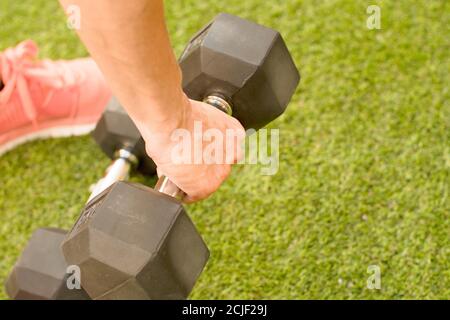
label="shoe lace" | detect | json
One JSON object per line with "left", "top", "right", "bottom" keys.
{"left": 0, "top": 40, "right": 83, "bottom": 125}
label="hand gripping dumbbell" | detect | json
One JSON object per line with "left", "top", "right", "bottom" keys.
{"left": 4, "top": 100, "right": 157, "bottom": 300}
{"left": 61, "top": 13, "right": 300, "bottom": 300}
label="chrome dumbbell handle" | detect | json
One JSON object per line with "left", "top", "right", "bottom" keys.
{"left": 87, "top": 149, "right": 138, "bottom": 202}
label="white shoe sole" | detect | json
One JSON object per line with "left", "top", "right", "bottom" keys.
{"left": 0, "top": 124, "right": 95, "bottom": 157}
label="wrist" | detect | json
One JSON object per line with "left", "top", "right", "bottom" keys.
{"left": 134, "top": 90, "right": 192, "bottom": 152}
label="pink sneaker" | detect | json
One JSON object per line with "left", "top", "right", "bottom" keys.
{"left": 0, "top": 40, "right": 112, "bottom": 156}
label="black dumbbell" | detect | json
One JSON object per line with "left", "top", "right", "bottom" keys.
{"left": 5, "top": 228, "right": 90, "bottom": 300}
{"left": 61, "top": 13, "right": 300, "bottom": 300}
{"left": 4, "top": 100, "right": 157, "bottom": 300}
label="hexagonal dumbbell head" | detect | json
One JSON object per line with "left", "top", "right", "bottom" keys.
{"left": 5, "top": 228, "right": 90, "bottom": 300}
{"left": 180, "top": 13, "right": 300, "bottom": 130}
{"left": 61, "top": 182, "right": 209, "bottom": 300}
{"left": 92, "top": 96, "right": 156, "bottom": 175}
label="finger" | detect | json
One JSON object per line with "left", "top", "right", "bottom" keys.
{"left": 156, "top": 166, "right": 166, "bottom": 178}
{"left": 183, "top": 190, "right": 211, "bottom": 204}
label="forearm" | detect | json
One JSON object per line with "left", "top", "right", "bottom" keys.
{"left": 59, "top": 0, "right": 186, "bottom": 131}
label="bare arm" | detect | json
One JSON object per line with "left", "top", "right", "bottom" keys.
{"left": 59, "top": 0, "right": 185, "bottom": 130}
{"left": 59, "top": 0, "right": 244, "bottom": 202}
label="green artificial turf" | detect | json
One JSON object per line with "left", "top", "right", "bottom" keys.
{"left": 0, "top": 0, "right": 448, "bottom": 299}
